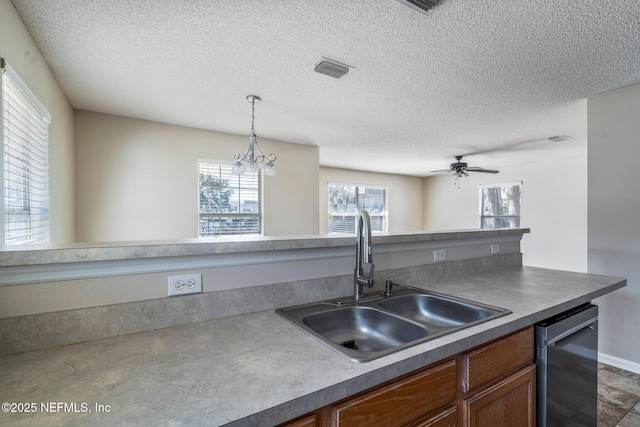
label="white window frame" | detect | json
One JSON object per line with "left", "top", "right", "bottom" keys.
{"left": 197, "top": 159, "right": 263, "bottom": 237}
{"left": 1, "top": 59, "right": 51, "bottom": 245}
{"left": 479, "top": 181, "right": 522, "bottom": 229}
{"left": 327, "top": 182, "right": 388, "bottom": 234}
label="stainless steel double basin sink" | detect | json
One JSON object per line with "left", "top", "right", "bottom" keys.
{"left": 275, "top": 286, "right": 511, "bottom": 362}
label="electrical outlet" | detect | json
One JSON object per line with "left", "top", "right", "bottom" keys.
{"left": 168, "top": 273, "right": 202, "bottom": 296}
{"left": 434, "top": 249, "right": 447, "bottom": 263}
{"left": 490, "top": 244, "right": 500, "bottom": 255}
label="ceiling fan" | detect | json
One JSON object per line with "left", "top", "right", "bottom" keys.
{"left": 432, "top": 155, "right": 500, "bottom": 176}
{"left": 431, "top": 155, "right": 499, "bottom": 187}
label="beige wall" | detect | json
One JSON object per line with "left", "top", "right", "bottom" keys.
{"left": 1, "top": 0, "right": 76, "bottom": 243}
{"left": 75, "top": 111, "right": 319, "bottom": 241}
{"left": 423, "top": 156, "right": 588, "bottom": 272}
{"left": 589, "top": 83, "right": 640, "bottom": 369}
{"left": 319, "top": 167, "right": 425, "bottom": 234}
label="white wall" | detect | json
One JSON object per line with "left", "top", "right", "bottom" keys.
{"left": 75, "top": 111, "right": 319, "bottom": 241}
{"left": 423, "top": 156, "right": 588, "bottom": 272}
{"left": 319, "top": 167, "right": 424, "bottom": 234}
{"left": 589, "top": 83, "right": 640, "bottom": 368}
{"left": 1, "top": 0, "right": 76, "bottom": 243}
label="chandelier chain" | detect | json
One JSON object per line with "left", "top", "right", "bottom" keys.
{"left": 251, "top": 98, "right": 256, "bottom": 134}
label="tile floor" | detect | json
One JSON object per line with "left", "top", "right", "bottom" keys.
{"left": 598, "top": 363, "right": 640, "bottom": 426}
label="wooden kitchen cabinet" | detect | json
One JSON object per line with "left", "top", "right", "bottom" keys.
{"left": 462, "top": 364, "right": 535, "bottom": 427}
{"left": 278, "top": 327, "right": 534, "bottom": 427}
{"left": 331, "top": 359, "right": 457, "bottom": 427}
{"left": 461, "top": 327, "right": 534, "bottom": 393}
{"left": 412, "top": 406, "right": 457, "bottom": 427}
{"left": 461, "top": 326, "right": 535, "bottom": 427}
{"left": 280, "top": 413, "right": 318, "bottom": 427}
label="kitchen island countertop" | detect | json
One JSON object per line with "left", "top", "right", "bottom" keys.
{"left": 0, "top": 266, "right": 625, "bottom": 426}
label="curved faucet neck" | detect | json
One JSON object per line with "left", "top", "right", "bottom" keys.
{"left": 354, "top": 210, "right": 375, "bottom": 301}
{"left": 356, "top": 210, "right": 372, "bottom": 270}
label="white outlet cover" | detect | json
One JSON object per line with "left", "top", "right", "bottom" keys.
{"left": 168, "top": 273, "right": 202, "bottom": 296}
{"left": 434, "top": 249, "right": 447, "bottom": 263}
{"left": 490, "top": 244, "right": 501, "bottom": 255}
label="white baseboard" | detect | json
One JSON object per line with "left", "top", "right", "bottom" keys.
{"left": 599, "top": 352, "right": 640, "bottom": 375}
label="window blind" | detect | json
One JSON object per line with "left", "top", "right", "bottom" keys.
{"left": 198, "top": 161, "right": 262, "bottom": 237}
{"left": 1, "top": 60, "right": 51, "bottom": 245}
{"left": 328, "top": 183, "right": 387, "bottom": 234}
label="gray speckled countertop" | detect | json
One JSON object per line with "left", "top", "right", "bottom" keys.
{"left": 0, "top": 266, "right": 625, "bottom": 426}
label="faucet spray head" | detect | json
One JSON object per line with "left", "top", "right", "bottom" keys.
{"left": 359, "top": 210, "right": 373, "bottom": 263}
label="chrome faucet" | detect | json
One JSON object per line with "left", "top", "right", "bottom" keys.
{"left": 353, "top": 210, "right": 375, "bottom": 301}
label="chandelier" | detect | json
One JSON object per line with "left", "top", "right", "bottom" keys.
{"left": 232, "top": 95, "right": 276, "bottom": 176}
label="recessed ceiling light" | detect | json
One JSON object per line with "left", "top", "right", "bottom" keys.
{"left": 548, "top": 135, "right": 572, "bottom": 142}
{"left": 313, "top": 57, "right": 352, "bottom": 79}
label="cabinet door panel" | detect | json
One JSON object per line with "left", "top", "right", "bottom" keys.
{"left": 462, "top": 364, "right": 535, "bottom": 427}
{"left": 332, "top": 359, "right": 457, "bottom": 427}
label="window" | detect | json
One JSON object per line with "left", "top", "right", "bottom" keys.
{"left": 328, "top": 183, "right": 387, "bottom": 234}
{"left": 1, "top": 59, "right": 51, "bottom": 245}
{"left": 480, "top": 182, "right": 521, "bottom": 229}
{"left": 198, "top": 160, "right": 262, "bottom": 237}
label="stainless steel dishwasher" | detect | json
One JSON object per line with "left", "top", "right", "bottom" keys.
{"left": 535, "top": 303, "right": 598, "bottom": 427}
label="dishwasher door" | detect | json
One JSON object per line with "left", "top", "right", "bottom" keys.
{"left": 535, "top": 303, "right": 598, "bottom": 427}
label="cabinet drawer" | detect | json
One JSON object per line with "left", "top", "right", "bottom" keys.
{"left": 280, "top": 413, "right": 318, "bottom": 427}
{"left": 462, "top": 327, "right": 533, "bottom": 393}
{"left": 331, "top": 359, "right": 457, "bottom": 427}
{"left": 412, "top": 406, "right": 457, "bottom": 427}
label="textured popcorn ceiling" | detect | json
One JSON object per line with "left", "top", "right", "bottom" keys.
{"left": 10, "top": 0, "right": 640, "bottom": 176}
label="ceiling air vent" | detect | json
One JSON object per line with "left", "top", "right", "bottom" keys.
{"left": 393, "top": 0, "right": 443, "bottom": 15}
{"left": 313, "top": 58, "right": 351, "bottom": 79}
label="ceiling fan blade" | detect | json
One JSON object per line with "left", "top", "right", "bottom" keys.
{"left": 430, "top": 169, "right": 453, "bottom": 173}
{"left": 468, "top": 168, "right": 499, "bottom": 174}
